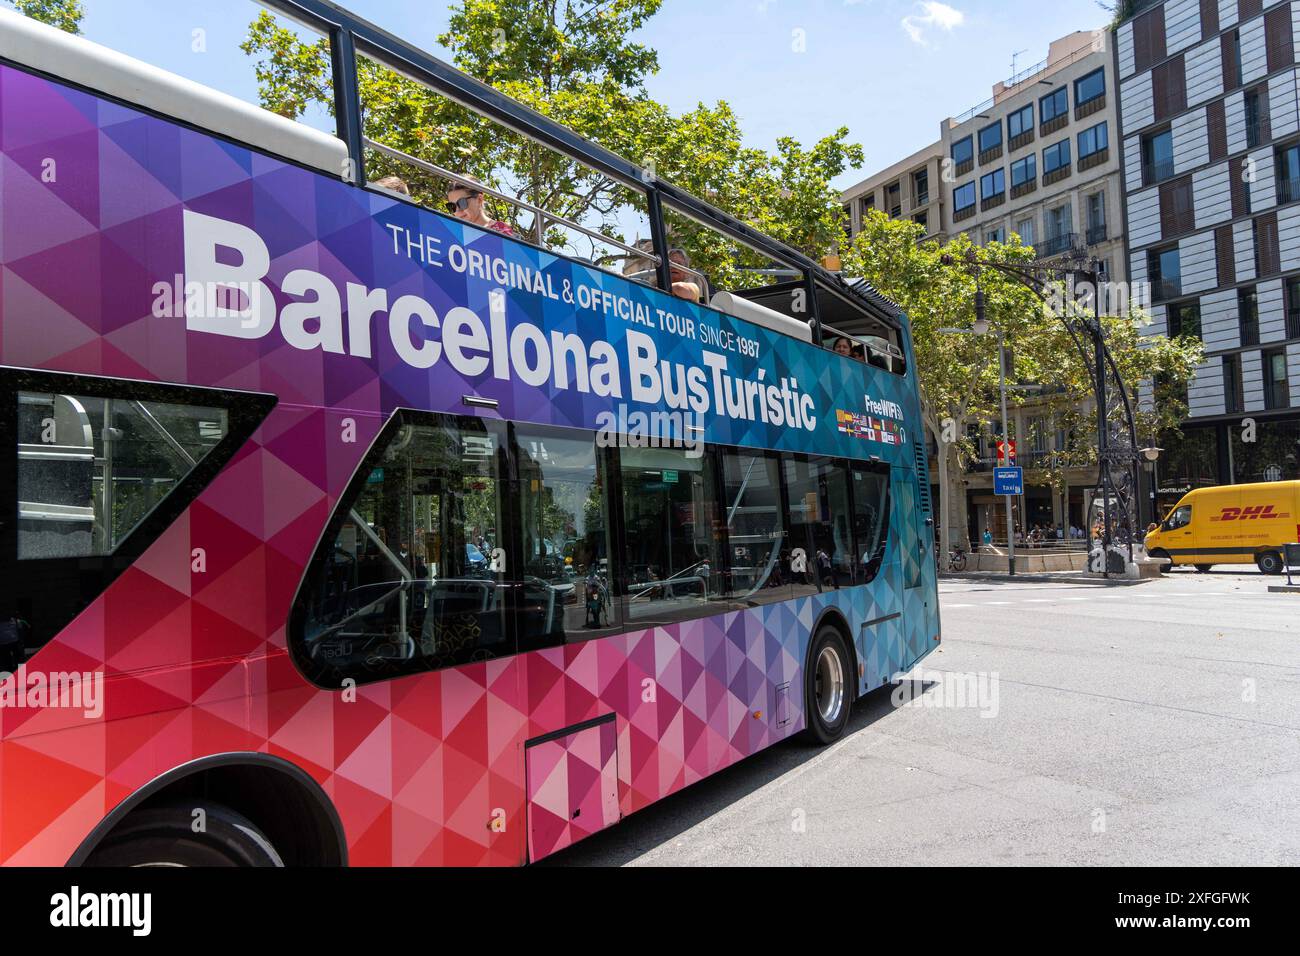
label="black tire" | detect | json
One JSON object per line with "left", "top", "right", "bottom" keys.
{"left": 1256, "top": 551, "right": 1283, "bottom": 575}
{"left": 803, "top": 626, "right": 853, "bottom": 745}
{"left": 950, "top": 551, "right": 967, "bottom": 572}
{"left": 1194, "top": 564, "right": 1213, "bottom": 573}
{"left": 83, "top": 802, "right": 283, "bottom": 867}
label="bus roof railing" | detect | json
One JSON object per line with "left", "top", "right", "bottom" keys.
{"left": 364, "top": 137, "right": 661, "bottom": 266}
{"left": 256, "top": 0, "right": 902, "bottom": 338}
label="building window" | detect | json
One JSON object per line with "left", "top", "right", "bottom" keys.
{"left": 1040, "top": 86, "right": 1068, "bottom": 124}
{"left": 1245, "top": 88, "right": 1266, "bottom": 149}
{"left": 1008, "top": 103, "right": 1034, "bottom": 140}
{"left": 1077, "top": 121, "right": 1108, "bottom": 160}
{"left": 1074, "top": 68, "right": 1105, "bottom": 106}
{"left": 1148, "top": 244, "right": 1181, "bottom": 302}
{"left": 1263, "top": 348, "right": 1289, "bottom": 409}
{"left": 1014, "top": 216, "right": 1035, "bottom": 245}
{"left": 952, "top": 135, "right": 974, "bottom": 168}
{"left": 1223, "top": 354, "right": 1244, "bottom": 413}
{"left": 1287, "top": 276, "right": 1300, "bottom": 339}
{"left": 913, "top": 210, "right": 929, "bottom": 231}
{"left": 978, "top": 120, "right": 1003, "bottom": 155}
{"left": 1040, "top": 203, "right": 1074, "bottom": 256}
{"left": 913, "top": 168, "right": 929, "bottom": 206}
{"left": 1141, "top": 128, "right": 1174, "bottom": 185}
{"left": 980, "top": 168, "right": 1005, "bottom": 200}
{"left": 1086, "top": 191, "right": 1107, "bottom": 244}
{"left": 1042, "top": 139, "right": 1071, "bottom": 174}
{"left": 886, "top": 181, "right": 901, "bottom": 217}
{"left": 1276, "top": 142, "right": 1300, "bottom": 205}
{"left": 1011, "top": 154, "right": 1036, "bottom": 187}
{"left": 984, "top": 227, "right": 1005, "bottom": 244}
{"left": 953, "top": 181, "right": 976, "bottom": 212}
{"left": 1238, "top": 287, "right": 1259, "bottom": 346}
{"left": 1167, "top": 300, "right": 1201, "bottom": 339}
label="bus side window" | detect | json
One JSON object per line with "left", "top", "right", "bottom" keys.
{"left": 852, "top": 464, "right": 891, "bottom": 584}
{"left": 513, "top": 425, "right": 617, "bottom": 648}
{"left": 294, "top": 416, "right": 511, "bottom": 688}
{"left": 617, "top": 445, "right": 725, "bottom": 626}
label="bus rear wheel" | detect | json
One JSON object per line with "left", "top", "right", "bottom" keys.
{"left": 1194, "top": 564, "right": 1213, "bottom": 573}
{"left": 1256, "top": 551, "right": 1284, "bottom": 575}
{"left": 83, "top": 802, "right": 284, "bottom": 867}
{"left": 804, "top": 627, "right": 852, "bottom": 745}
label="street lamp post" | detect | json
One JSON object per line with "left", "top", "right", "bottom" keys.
{"left": 940, "top": 287, "right": 1016, "bottom": 575}
{"left": 941, "top": 249, "right": 1142, "bottom": 579}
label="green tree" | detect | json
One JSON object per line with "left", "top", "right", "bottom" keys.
{"left": 7, "top": 0, "right": 84, "bottom": 33}
{"left": 841, "top": 211, "right": 1202, "bottom": 551}
{"left": 240, "top": 0, "right": 858, "bottom": 278}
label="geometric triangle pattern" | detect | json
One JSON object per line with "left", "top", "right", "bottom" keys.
{"left": 0, "top": 63, "right": 940, "bottom": 866}
{"left": 525, "top": 717, "right": 619, "bottom": 860}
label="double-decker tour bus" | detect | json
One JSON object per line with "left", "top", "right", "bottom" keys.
{"left": 0, "top": 0, "right": 939, "bottom": 865}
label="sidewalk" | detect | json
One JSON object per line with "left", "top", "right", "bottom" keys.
{"left": 940, "top": 569, "right": 1153, "bottom": 586}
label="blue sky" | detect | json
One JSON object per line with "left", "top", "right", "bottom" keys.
{"left": 73, "top": 0, "right": 1109, "bottom": 189}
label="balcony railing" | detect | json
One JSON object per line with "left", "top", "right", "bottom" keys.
{"left": 1043, "top": 164, "right": 1072, "bottom": 186}
{"left": 1278, "top": 176, "right": 1300, "bottom": 205}
{"left": 1143, "top": 159, "right": 1175, "bottom": 186}
{"left": 1245, "top": 118, "right": 1265, "bottom": 149}
{"left": 1009, "top": 129, "right": 1034, "bottom": 151}
{"left": 1011, "top": 179, "right": 1037, "bottom": 199}
{"left": 1075, "top": 94, "right": 1106, "bottom": 121}
{"left": 1151, "top": 278, "right": 1182, "bottom": 303}
{"left": 1086, "top": 223, "right": 1108, "bottom": 245}
{"left": 1037, "top": 232, "right": 1079, "bottom": 257}
{"left": 1078, "top": 147, "right": 1109, "bottom": 171}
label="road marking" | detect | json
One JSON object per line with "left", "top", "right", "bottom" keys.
{"left": 1023, "top": 599, "right": 1054, "bottom": 603}
{"left": 984, "top": 601, "right": 1013, "bottom": 605}
{"left": 946, "top": 603, "right": 974, "bottom": 608}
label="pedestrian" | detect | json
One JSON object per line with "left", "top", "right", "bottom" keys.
{"left": 982, "top": 527, "right": 993, "bottom": 549}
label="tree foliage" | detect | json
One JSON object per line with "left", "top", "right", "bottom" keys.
{"left": 7, "top": 0, "right": 84, "bottom": 33}
{"left": 841, "top": 211, "right": 1202, "bottom": 547}
{"left": 240, "top": 0, "right": 859, "bottom": 280}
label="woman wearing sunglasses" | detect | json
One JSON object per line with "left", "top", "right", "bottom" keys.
{"left": 444, "top": 177, "right": 516, "bottom": 237}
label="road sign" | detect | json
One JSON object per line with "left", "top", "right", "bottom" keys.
{"left": 994, "top": 466, "right": 1024, "bottom": 496}
{"left": 996, "top": 439, "right": 1017, "bottom": 465}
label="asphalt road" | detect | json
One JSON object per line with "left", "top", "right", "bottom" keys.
{"left": 548, "top": 568, "right": 1300, "bottom": 866}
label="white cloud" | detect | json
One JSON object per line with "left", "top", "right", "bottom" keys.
{"left": 900, "top": 1, "right": 964, "bottom": 46}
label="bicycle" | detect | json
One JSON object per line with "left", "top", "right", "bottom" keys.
{"left": 934, "top": 544, "right": 968, "bottom": 573}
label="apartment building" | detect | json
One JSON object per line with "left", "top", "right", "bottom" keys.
{"left": 941, "top": 31, "right": 1128, "bottom": 279}
{"left": 841, "top": 141, "right": 945, "bottom": 240}
{"left": 843, "top": 32, "right": 1128, "bottom": 537}
{"left": 1117, "top": 0, "right": 1300, "bottom": 507}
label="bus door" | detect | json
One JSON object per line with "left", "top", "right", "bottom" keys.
{"left": 893, "top": 465, "right": 925, "bottom": 590}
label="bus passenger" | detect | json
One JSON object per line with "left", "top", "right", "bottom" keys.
{"left": 668, "top": 248, "right": 703, "bottom": 302}
{"left": 445, "top": 177, "right": 516, "bottom": 237}
{"left": 374, "top": 175, "right": 410, "bottom": 196}
{"left": 833, "top": 337, "right": 854, "bottom": 357}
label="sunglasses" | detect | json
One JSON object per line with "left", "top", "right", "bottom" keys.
{"left": 445, "top": 194, "right": 479, "bottom": 214}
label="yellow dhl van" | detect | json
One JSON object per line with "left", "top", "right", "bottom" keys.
{"left": 1144, "top": 480, "right": 1300, "bottom": 574}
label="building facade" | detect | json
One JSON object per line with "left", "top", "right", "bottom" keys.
{"left": 841, "top": 141, "right": 945, "bottom": 241}
{"left": 842, "top": 32, "right": 1129, "bottom": 540}
{"left": 1117, "top": 0, "right": 1300, "bottom": 514}
{"left": 940, "top": 31, "right": 1128, "bottom": 283}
